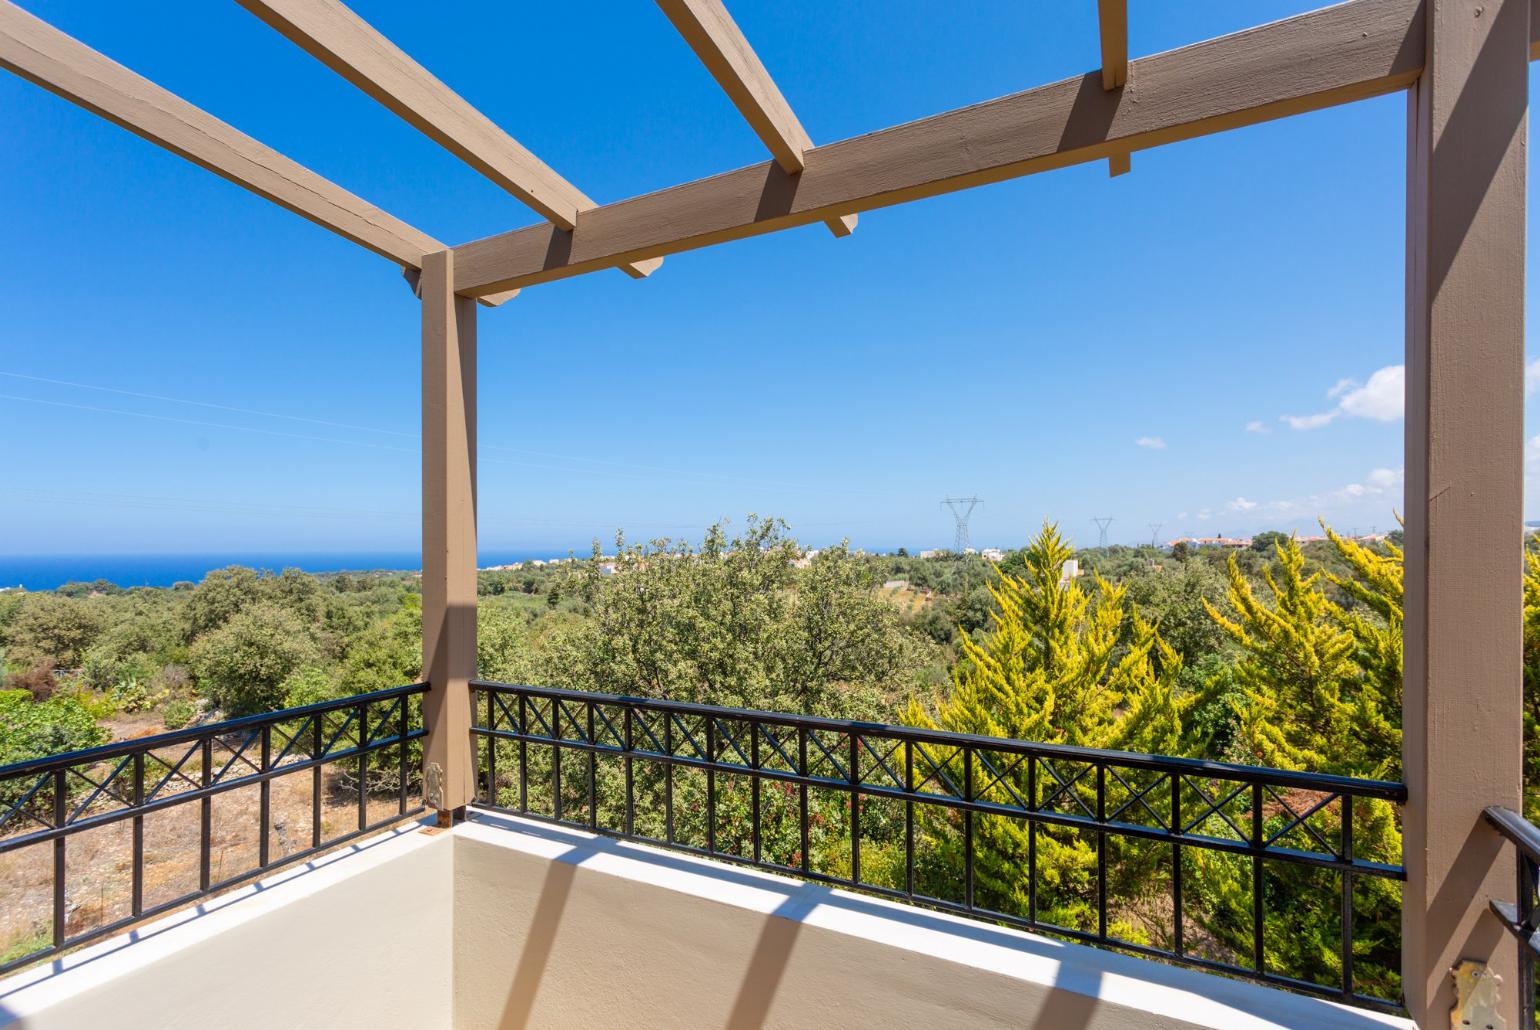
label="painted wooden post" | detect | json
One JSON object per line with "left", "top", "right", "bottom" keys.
{"left": 420, "top": 248, "right": 478, "bottom": 821}
{"left": 1402, "top": 0, "right": 1527, "bottom": 1023}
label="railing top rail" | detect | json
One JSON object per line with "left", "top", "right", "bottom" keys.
{"left": 1486, "top": 805, "right": 1540, "bottom": 863}
{"left": 470, "top": 679, "right": 1408, "bottom": 802}
{"left": 0, "top": 682, "right": 429, "bottom": 781}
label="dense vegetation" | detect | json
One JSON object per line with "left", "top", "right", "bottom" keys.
{"left": 2, "top": 515, "right": 1534, "bottom": 1002}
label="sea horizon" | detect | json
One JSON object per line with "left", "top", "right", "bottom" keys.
{"left": 0, "top": 549, "right": 588, "bottom": 592}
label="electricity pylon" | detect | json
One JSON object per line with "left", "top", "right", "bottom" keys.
{"left": 942, "top": 497, "right": 982, "bottom": 552}
{"left": 1092, "top": 516, "right": 1115, "bottom": 548}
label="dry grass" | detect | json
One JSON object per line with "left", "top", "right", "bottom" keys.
{"left": 0, "top": 762, "right": 406, "bottom": 966}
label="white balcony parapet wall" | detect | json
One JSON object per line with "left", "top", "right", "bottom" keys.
{"left": 0, "top": 823, "right": 454, "bottom": 1030}
{"left": 454, "top": 812, "right": 1412, "bottom": 1030}
{"left": 1, "top": 813, "right": 1413, "bottom": 1029}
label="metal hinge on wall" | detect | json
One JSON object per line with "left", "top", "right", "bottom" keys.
{"left": 1451, "top": 960, "right": 1505, "bottom": 1030}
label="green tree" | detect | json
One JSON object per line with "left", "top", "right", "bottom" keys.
{"left": 1196, "top": 533, "right": 1401, "bottom": 998}
{"left": 905, "top": 522, "right": 1193, "bottom": 938}
{"left": 190, "top": 603, "right": 321, "bottom": 715}
{"left": 5, "top": 594, "right": 105, "bottom": 670}
{"left": 550, "top": 517, "right": 933, "bottom": 719}
{"left": 1524, "top": 546, "right": 1540, "bottom": 821}
{"left": 0, "top": 689, "right": 107, "bottom": 802}
{"left": 339, "top": 594, "right": 421, "bottom": 695}
{"left": 185, "top": 566, "right": 263, "bottom": 638}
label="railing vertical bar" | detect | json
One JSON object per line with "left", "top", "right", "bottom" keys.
{"left": 399, "top": 694, "right": 410, "bottom": 815}
{"left": 1096, "top": 763, "right": 1107, "bottom": 941}
{"left": 552, "top": 702, "right": 563, "bottom": 824}
{"left": 623, "top": 705, "right": 635, "bottom": 837}
{"left": 311, "top": 717, "right": 322, "bottom": 848}
{"left": 199, "top": 737, "right": 212, "bottom": 891}
{"left": 518, "top": 694, "right": 529, "bottom": 815}
{"left": 587, "top": 703, "right": 598, "bottom": 831}
{"left": 751, "top": 722, "right": 762, "bottom": 866}
{"left": 664, "top": 714, "right": 674, "bottom": 845}
{"left": 52, "top": 768, "right": 66, "bottom": 948}
{"left": 1252, "top": 782, "right": 1265, "bottom": 974}
{"left": 1027, "top": 754, "right": 1038, "bottom": 925}
{"left": 798, "top": 727, "right": 810, "bottom": 874}
{"left": 131, "top": 752, "right": 144, "bottom": 917}
{"left": 1340, "top": 794, "right": 1354, "bottom": 998}
{"left": 356, "top": 704, "right": 368, "bottom": 832}
{"left": 258, "top": 725, "right": 271, "bottom": 868}
{"left": 904, "top": 739, "right": 914, "bottom": 898}
{"left": 705, "top": 717, "right": 716, "bottom": 854}
{"left": 1172, "top": 772, "right": 1184, "bottom": 958}
{"left": 1521, "top": 849, "right": 1537, "bottom": 1024}
{"left": 483, "top": 689, "right": 496, "bottom": 807}
{"left": 849, "top": 731, "right": 861, "bottom": 885}
{"left": 963, "top": 746, "right": 974, "bottom": 911}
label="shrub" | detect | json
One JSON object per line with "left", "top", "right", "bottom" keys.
{"left": 6, "top": 662, "right": 57, "bottom": 701}
{"left": 0, "top": 688, "right": 108, "bottom": 769}
{"left": 190, "top": 603, "right": 321, "bottom": 717}
{"left": 161, "top": 697, "right": 197, "bottom": 731}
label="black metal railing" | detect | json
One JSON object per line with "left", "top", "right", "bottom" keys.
{"left": 0, "top": 683, "right": 427, "bottom": 975}
{"left": 471, "top": 679, "right": 1408, "bottom": 1012}
{"left": 1485, "top": 806, "right": 1539, "bottom": 1024}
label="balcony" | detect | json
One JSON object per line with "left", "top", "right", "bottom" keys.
{"left": 1, "top": 0, "right": 1534, "bottom": 1024}
{"left": 0, "top": 681, "right": 1434, "bottom": 1028}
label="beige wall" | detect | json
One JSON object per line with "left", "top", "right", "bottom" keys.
{"left": 0, "top": 826, "right": 453, "bottom": 1030}
{"left": 0, "top": 815, "right": 1414, "bottom": 1030}
{"left": 452, "top": 815, "right": 1409, "bottom": 1030}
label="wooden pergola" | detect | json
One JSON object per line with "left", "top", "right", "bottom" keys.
{"left": 1, "top": 0, "right": 1529, "bottom": 1022}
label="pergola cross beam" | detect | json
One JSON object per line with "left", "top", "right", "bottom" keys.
{"left": 1096, "top": 0, "right": 1132, "bottom": 177}
{"left": 235, "top": 0, "right": 661, "bottom": 280}
{"left": 0, "top": 0, "right": 520, "bottom": 307}
{"left": 0, "top": 0, "right": 435, "bottom": 268}
{"left": 654, "top": 0, "right": 857, "bottom": 238}
{"left": 452, "top": 0, "right": 1430, "bottom": 297}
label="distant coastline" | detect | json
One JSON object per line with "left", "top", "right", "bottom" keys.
{"left": 0, "top": 550, "right": 578, "bottom": 592}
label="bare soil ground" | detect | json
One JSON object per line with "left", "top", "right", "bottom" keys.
{"left": 1, "top": 748, "right": 411, "bottom": 966}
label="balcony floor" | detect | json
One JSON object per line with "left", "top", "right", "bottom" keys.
{"left": 0, "top": 813, "right": 1415, "bottom": 1030}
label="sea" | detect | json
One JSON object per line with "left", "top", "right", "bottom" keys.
{"left": 0, "top": 550, "right": 575, "bottom": 592}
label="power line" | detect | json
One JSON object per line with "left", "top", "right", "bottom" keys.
{"left": 1092, "top": 516, "right": 1115, "bottom": 548}
{"left": 941, "top": 496, "right": 981, "bottom": 552}
{"left": 1148, "top": 522, "right": 1163, "bottom": 547}
{"left": 0, "top": 382, "right": 898, "bottom": 499}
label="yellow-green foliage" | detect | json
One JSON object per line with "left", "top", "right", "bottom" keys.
{"left": 905, "top": 522, "right": 1192, "bottom": 938}
{"left": 1196, "top": 531, "right": 1402, "bottom": 999}
{"left": 1524, "top": 547, "right": 1540, "bottom": 821}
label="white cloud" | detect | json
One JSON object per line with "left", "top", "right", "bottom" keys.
{"left": 1366, "top": 467, "right": 1399, "bottom": 488}
{"left": 1136, "top": 436, "right": 1166, "bottom": 450}
{"left": 1338, "top": 366, "right": 1404, "bottom": 421}
{"left": 1527, "top": 359, "right": 1540, "bottom": 397}
{"left": 1245, "top": 420, "right": 1268, "bottom": 434}
{"left": 1282, "top": 412, "right": 1339, "bottom": 430}
{"left": 1283, "top": 364, "right": 1404, "bottom": 430}
{"left": 1182, "top": 467, "right": 1402, "bottom": 529}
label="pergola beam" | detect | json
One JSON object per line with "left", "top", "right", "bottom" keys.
{"left": 654, "top": 0, "right": 856, "bottom": 238}
{"left": 0, "top": 0, "right": 441, "bottom": 271}
{"left": 235, "top": 0, "right": 660, "bottom": 281}
{"left": 1097, "top": 0, "right": 1132, "bottom": 177}
{"left": 453, "top": 0, "right": 1427, "bottom": 297}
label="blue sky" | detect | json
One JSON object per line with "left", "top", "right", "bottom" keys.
{"left": 1, "top": 1, "right": 1534, "bottom": 557}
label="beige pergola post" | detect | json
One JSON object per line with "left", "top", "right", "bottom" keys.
{"left": 1402, "top": 0, "right": 1527, "bottom": 1023}
{"left": 420, "top": 248, "right": 478, "bottom": 823}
